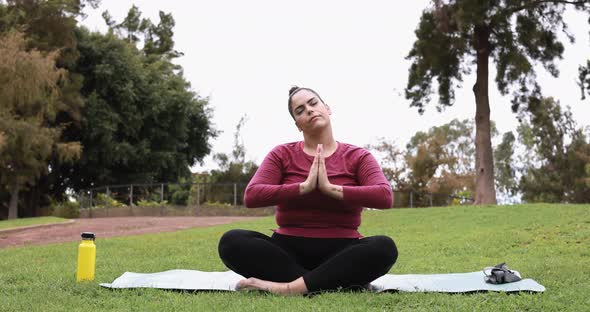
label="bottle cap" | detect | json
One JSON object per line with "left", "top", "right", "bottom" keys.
{"left": 81, "top": 232, "right": 96, "bottom": 240}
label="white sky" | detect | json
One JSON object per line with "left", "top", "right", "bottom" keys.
{"left": 79, "top": 1, "right": 590, "bottom": 172}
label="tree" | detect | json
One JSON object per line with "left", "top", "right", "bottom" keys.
{"left": 368, "top": 119, "right": 480, "bottom": 206}
{"left": 494, "top": 131, "right": 518, "bottom": 199}
{"left": 405, "top": 0, "right": 590, "bottom": 204}
{"left": 207, "top": 116, "right": 258, "bottom": 204}
{"left": 211, "top": 115, "right": 259, "bottom": 184}
{"left": 516, "top": 97, "right": 590, "bottom": 202}
{"left": 102, "top": 6, "right": 182, "bottom": 59}
{"left": 578, "top": 60, "right": 590, "bottom": 99}
{"left": 103, "top": 5, "right": 146, "bottom": 44}
{"left": 0, "top": 0, "right": 99, "bottom": 215}
{"left": 364, "top": 139, "right": 408, "bottom": 190}
{"left": 55, "top": 25, "right": 217, "bottom": 191}
{"left": 0, "top": 0, "right": 100, "bottom": 64}
{"left": 0, "top": 132, "right": 5, "bottom": 151}
{"left": 0, "top": 31, "right": 81, "bottom": 219}
{"left": 405, "top": 119, "right": 479, "bottom": 205}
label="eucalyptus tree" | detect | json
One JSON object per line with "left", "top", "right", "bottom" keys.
{"left": 405, "top": 0, "right": 590, "bottom": 204}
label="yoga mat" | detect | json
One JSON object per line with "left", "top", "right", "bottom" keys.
{"left": 100, "top": 269, "right": 545, "bottom": 293}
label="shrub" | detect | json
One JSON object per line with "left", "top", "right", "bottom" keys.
{"left": 137, "top": 200, "right": 167, "bottom": 207}
{"left": 170, "top": 190, "right": 189, "bottom": 205}
{"left": 94, "top": 193, "right": 125, "bottom": 207}
{"left": 204, "top": 201, "right": 233, "bottom": 209}
{"left": 51, "top": 200, "right": 80, "bottom": 218}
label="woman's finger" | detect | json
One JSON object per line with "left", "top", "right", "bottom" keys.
{"left": 318, "top": 152, "right": 327, "bottom": 180}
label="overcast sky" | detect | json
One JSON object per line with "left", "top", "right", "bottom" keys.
{"left": 79, "top": 1, "right": 590, "bottom": 172}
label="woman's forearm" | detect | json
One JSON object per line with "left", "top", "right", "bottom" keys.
{"left": 341, "top": 184, "right": 393, "bottom": 209}
{"left": 320, "top": 183, "right": 344, "bottom": 200}
{"left": 243, "top": 183, "right": 300, "bottom": 208}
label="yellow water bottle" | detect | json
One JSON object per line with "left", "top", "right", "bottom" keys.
{"left": 76, "top": 232, "right": 96, "bottom": 282}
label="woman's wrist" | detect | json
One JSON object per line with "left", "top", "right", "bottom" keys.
{"left": 322, "top": 183, "right": 344, "bottom": 200}
{"left": 299, "top": 181, "right": 310, "bottom": 195}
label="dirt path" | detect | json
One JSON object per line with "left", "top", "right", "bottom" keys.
{"left": 0, "top": 216, "right": 259, "bottom": 249}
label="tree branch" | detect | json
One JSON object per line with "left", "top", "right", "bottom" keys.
{"left": 507, "top": 0, "right": 590, "bottom": 15}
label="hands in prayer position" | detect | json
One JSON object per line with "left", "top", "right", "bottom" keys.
{"left": 299, "top": 144, "right": 344, "bottom": 200}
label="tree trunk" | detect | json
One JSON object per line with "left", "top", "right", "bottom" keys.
{"left": 8, "top": 182, "right": 20, "bottom": 219}
{"left": 472, "top": 25, "right": 497, "bottom": 205}
{"left": 22, "top": 184, "right": 37, "bottom": 217}
{"left": 22, "top": 174, "right": 50, "bottom": 217}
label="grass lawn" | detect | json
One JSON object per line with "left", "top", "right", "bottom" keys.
{"left": 0, "top": 216, "right": 68, "bottom": 230}
{"left": 1, "top": 204, "right": 589, "bottom": 311}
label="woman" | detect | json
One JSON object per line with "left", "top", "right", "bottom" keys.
{"left": 218, "top": 86, "right": 398, "bottom": 295}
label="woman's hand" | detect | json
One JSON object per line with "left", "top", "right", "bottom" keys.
{"left": 317, "top": 145, "right": 344, "bottom": 200}
{"left": 299, "top": 145, "right": 320, "bottom": 195}
{"left": 299, "top": 144, "right": 344, "bottom": 199}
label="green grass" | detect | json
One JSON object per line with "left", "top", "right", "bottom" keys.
{"left": 0, "top": 216, "right": 68, "bottom": 230}
{"left": 1, "top": 204, "right": 589, "bottom": 311}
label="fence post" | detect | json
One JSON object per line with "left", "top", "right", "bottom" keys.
{"left": 89, "top": 190, "right": 93, "bottom": 218}
{"left": 128, "top": 186, "right": 133, "bottom": 216}
{"left": 391, "top": 187, "right": 395, "bottom": 208}
{"left": 79, "top": 192, "right": 84, "bottom": 210}
{"left": 130, "top": 184, "right": 134, "bottom": 207}
{"left": 106, "top": 186, "right": 110, "bottom": 217}
{"left": 196, "top": 183, "right": 200, "bottom": 216}
{"left": 233, "top": 183, "right": 237, "bottom": 208}
{"left": 410, "top": 191, "right": 413, "bottom": 208}
{"left": 160, "top": 183, "right": 164, "bottom": 216}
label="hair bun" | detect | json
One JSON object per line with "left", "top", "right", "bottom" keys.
{"left": 289, "top": 86, "right": 300, "bottom": 96}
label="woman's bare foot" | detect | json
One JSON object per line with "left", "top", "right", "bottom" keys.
{"left": 235, "top": 277, "right": 308, "bottom": 295}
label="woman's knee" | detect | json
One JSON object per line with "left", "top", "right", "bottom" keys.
{"left": 218, "top": 229, "right": 250, "bottom": 259}
{"left": 365, "top": 235, "right": 398, "bottom": 266}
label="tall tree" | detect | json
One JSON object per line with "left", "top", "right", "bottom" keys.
{"left": 494, "top": 131, "right": 518, "bottom": 199}
{"left": 516, "top": 97, "right": 590, "bottom": 203}
{"left": 200, "top": 116, "right": 258, "bottom": 205}
{"left": 0, "top": 132, "right": 5, "bottom": 151}
{"left": 578, "top": 60, "right": 590, "bottom": 99}
{"left": 0, "top": 0, "right": 100, "bottom": 64}
{"left": 102, "top": 6, "right": 182, "bottom": 59}
{"left": 405, "top": 0, "right": 590, "bottom": 204}
{"left": 55, "top": 26, "right": 216, "bottom": 191}
{"left": 0, "top": 31, "right": 81, "bottom": 219}
{"left": 0, "top": 0, "right": 99, "bottom": 215}
{"left": 211, "top": 115, "right": 258, "bottom": 185}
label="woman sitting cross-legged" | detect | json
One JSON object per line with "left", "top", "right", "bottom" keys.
{"left": 218, "top": 86, "right": 398, "bottom": 295}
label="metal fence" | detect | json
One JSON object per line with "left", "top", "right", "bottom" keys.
{"left": 393, "top": 190, "right": 474, "bottom": 208}
{"left": 76, "top": 182, "right": 474, "bottom": 218}
{"left": 77, "top": 182, "right": 251, "bottom": 218}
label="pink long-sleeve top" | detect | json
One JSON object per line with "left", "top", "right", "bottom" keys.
{"left": 244, "top": 141, "right": 393, "bottom": 238}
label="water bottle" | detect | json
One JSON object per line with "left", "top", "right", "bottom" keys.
{"left": 76, "top": 232, "right": 96, "bottom": 282}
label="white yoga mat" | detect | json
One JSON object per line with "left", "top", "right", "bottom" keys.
{"left": 100, "top": 269, "right": 545, "bottom": 293}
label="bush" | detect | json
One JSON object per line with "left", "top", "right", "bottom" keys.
{"left": 51, "top": 200, "right": 80, "bottom": 218}
{"left": 137, "top": 199, "right": 167, "bottom": 207}
{"left": 170, "top": 190, "right": 189, "bottom": 205}
{"left": 204, "top": 201, "right": 233, "bottom": 209}
{"left": 451, "top": 190, "right": 473, "bottom": 206}
{"left": 94, "top": 193, "right": 125, "bottom": 207}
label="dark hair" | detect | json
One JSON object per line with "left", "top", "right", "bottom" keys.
{"left": 287, "top": 86, "right": 326, "bottom": 119}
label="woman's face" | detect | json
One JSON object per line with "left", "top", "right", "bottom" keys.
{"left": 290, "top": 89, "right": 331, "bottom": 132}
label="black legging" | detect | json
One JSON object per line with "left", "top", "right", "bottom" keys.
{"left": 218, "top": 229, "right": 398, "bottom": 293}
